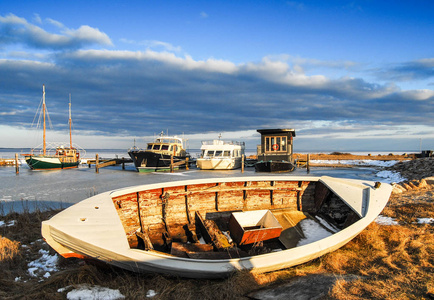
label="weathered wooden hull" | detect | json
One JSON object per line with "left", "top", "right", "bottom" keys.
{"left": 41, "top": 176, "right": 392, "bottom": 278}
{"left": 255, "top": 160, "right": 295, "bottom": 173}
{"left": 24, "top": 155, "right": 79, "bottom": 170}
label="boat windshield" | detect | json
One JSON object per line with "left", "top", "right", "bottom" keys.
{"left": 204, "top": 150, "right": 231, "bottom": 158}
{"left": 161, "top": 145, "right": 169, "bottom": 151}
{"left": 152, "top": 145, "right": 160, "bottom": 150}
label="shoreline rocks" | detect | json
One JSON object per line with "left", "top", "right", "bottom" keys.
{"left": 385, "top": 157, "right": 434, "bottom": 194}
{"left": 386, "top": 157, "right": 434, "bottom": 181}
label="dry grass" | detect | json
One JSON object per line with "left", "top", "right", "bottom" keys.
{"left": 1, "top": 186, "right": 434, "bottom": 299}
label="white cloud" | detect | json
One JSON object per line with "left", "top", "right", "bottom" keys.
{"left": 0, "top": 13, "right": 112, "bottom": 49}
{"left": 399, "top": 89, "right": 434, "bottom": 100}
{"left": 63, "top": 25, "right": 112, "bottom": 46}
{"left": 46, "top": 18, "right": 64, "bottom": 28}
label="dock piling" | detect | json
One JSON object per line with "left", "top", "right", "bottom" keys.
{"left": 241, "top": 154, "right": 245, "bottom": 173}
{"left": 96, "top": 154, "right": 99, "bottom": 173}
{"left": 307, "top": 154, "right": 310, "bottom": 174}
{"left": 15, "top": 153, "right": 19, "bottom": 174}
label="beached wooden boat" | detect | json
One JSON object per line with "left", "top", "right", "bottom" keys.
{"left": 41, "top": 175, "right": 392, "bottom": 278}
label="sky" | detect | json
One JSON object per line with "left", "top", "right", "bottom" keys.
{"left": 1, "top": 0, "right": 433, "bottom": 152}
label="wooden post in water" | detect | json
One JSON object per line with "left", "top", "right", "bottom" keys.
{"left": 170, "top": 155, "right": 174, "bottom": 173}
{"left": 185, "top": 157, "right": 189, "bottom": 170}
{"left": 306, "top": 154, "right": 310, "bottom": 174}
{"left": 15, "top": 153, "right": 19, "bottom": 174}
{"left": 241, "top": 154, "right": 245, "bottom": 173}
{"left": 96, "top": 154, "right": 99, "bottom": 173}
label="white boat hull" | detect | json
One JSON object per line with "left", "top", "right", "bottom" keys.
{"left": 42, "top": 176, "right": 392, "bottom": 278}
{"left": 196, "top": 157, "right": 242, "bottom": 170}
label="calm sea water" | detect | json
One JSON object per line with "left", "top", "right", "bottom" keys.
{"left": 0, "top": 148, "right": 390, "bottom": 215}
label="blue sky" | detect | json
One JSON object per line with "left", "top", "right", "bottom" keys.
{"left": 1, "top": 0, "right": 433, "bottom": 152}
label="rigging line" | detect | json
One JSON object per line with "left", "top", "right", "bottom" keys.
{"left": 45, "top": 106, "right": 54, "bottom": 130}
{"left": 31, "top": 96, "right": 44, "bottom": 128}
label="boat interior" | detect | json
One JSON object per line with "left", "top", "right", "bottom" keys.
{"left": 111, "top": 179, "right": 360, "bottom": 259}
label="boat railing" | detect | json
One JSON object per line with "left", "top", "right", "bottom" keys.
{"left": 155, "top": 137, "right": 184, "bottom": 145}
{"left": 201, "top": 140, "right": 245, "bottom": 146}
{"left": 29, "top": 142, "right": 86, "bottom": 158}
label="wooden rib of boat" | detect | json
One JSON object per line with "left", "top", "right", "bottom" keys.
{"left": 41, "top": 175, "right": 392, "bottom": 278}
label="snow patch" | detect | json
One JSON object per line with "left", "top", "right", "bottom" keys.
{"left": 375, "top": 170, "right": 406, "bottom": 183}
{"left": 311, "top": 159, "right": 399, "bottom": 167}
{"left": 146, "top": 289, "right": 157, "bottom": 298}
{"left": 0, "top": 220, "right": 16, "bottom": 227}
{"left": 27, "top": 249, "right": 58, "bottom": 277}
{"left": 58, "top": 284, "right": 125, "bottom": 300}
{"left": 375, "top": 215, "right": 399, "bottom": 225}
{"left": 417, "top": 218, "right": 434, "bottom": 224}
{"left": 297, "top": 219, "right": 333, "bottom": 246}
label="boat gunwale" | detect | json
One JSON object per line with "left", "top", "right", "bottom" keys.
{"left": 109, "top": 175, "right": 323, "bottom": 198}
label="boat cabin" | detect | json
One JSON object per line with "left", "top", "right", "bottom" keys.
{"left": 201, "top": 140, "right": 245, "bottom": 159}
{"left": 257, "top": 128, "right": 296, "bottom": 163}
{"left": 146, "top": 137, "right": 186, "bottom": 157}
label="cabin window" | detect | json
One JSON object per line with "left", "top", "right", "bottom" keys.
{"left": 223, "top": 150, "right": 231, "bottom": 157}
{"left": 152, "top": 145, "right": 161, "bottom": 150}
{"left": 147, "top": 144, "right": 153, "bottom": 150}
{"left": 161, "top": 145, "right": 169, "bottom": 151}
{"left": 201, "top": 150, "right": 205, "bottom": 157}
{"left": 215, "top": 151, "right": 223, "bottom": 157}
{"left": 265, "top": 136, "right": 287, "bottom": 153}
{"left": 207, "top": 150, "right": 215, "bottom": 157}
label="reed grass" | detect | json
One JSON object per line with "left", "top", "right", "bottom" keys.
{"left": 0, "top": 187, "right": 433, "bottom": 299}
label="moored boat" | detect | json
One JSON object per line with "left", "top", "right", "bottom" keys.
{"left": 128, "top": 132, "right": 190, "bottom": 172}
{"left": 255, "top": 128, "right": 296, "bottom": 172}
{"left": 196, "top": 137, "right": 245, "bottom": 170}
{"left": 22, "top": 86, "right": 84, "bottom": 170}
{"left": 42, "top": 175, "right": 392, "bottom": 278}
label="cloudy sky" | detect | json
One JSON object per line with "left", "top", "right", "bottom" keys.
{"left": 1, "top": 1, "right": 433, "bottom": 152}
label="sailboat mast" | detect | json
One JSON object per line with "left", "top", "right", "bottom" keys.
{"left": 69, "top": 94, "right": 72, "bottom": 148}
{"left": 43, "top": 84, "right": 46, "bottom": 156}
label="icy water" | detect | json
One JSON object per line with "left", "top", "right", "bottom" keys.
{"left": 0, "top": 149, "right": 387, "bottom": 215}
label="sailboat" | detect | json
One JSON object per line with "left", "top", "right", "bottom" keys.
{"left": 23, "top": 85, "right": 83, "bottom": 170}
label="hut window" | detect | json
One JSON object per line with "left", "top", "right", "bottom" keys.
{"left": 265, "top": 136, "right": 287, "bottom": 152}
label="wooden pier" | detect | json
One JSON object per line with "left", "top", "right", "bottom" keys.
{"left": 86, "top": 155, "right": 133, "bottom": 173}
